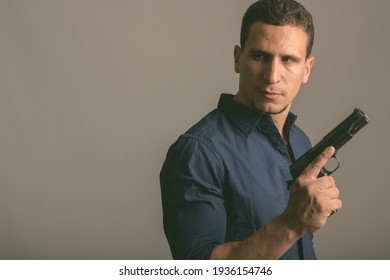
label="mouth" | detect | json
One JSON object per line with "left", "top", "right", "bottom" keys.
{"left": 260, "top": 90, "right": 283, "bottom": 100}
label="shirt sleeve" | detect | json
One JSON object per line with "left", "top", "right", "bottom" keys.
{"left": 160, "top": 135, "right": 226, "bottom": 259}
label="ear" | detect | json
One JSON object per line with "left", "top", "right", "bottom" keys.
{"left": 302, "top": 56, "right": 314, "bottom": 84}
{"left": 234, "top": 45, "right": 242, "bottom": 74}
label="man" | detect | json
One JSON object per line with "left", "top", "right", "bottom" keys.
{"left": 160, "top": 0, "right": 342, "bottom": 260}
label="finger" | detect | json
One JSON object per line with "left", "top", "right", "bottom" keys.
{"left": 328, "top": 186, "right": 340, "bottom": 199}
{"left": 322, "top": 186, "right": 340, "bottom": 200}
{"left": 316, "top": 176, "right": 336, "bottom": 190}
{"left": 302, "top": 146, "right": 335, "bottom": 179}
{"left": 327, "top": 199, "right": 343, "bottom": 215}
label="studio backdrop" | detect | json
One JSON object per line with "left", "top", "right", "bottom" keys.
{"left": 0, "top": 0, "right": 389, "bottom": 259}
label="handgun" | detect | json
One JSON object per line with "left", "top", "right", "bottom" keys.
{"left": 289, "top": 108, "right": 369, "bottom": 186}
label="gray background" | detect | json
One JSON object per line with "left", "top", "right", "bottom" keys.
{"left": 0, "top": 0, "right": 388, "bottom": 260}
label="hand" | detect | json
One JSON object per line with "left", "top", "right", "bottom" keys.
{"left": 283, "top": 146, "right": 342, "bottom": 236}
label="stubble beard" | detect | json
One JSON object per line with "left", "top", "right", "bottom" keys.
{"left": 252, "top": 101, "right": 289, "bottom": 116}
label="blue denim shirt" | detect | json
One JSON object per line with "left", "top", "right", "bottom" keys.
{"left": 160, "top": 93, "right": 316, "bottom": 260}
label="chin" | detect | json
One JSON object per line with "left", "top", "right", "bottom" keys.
{"left": 253, "top": 103, "right": 289, "bottom": 116}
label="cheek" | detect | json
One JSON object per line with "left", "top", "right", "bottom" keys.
{"left": 286, "top": 68, "right": 307, "bottom": 87}
{"left": 241, "top": 63, "right": 260, "bottom": 81}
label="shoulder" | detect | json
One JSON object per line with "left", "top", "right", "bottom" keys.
{"left": 176, "top": 108, "right": 237, "bottom": 152}
{"left": 185, "top": 109, "right": 231, "bottom": 138}
{"left": 161, "top": 109, "right": 234, "bottom": 184}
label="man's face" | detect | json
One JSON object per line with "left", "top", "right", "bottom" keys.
{"left": 234, "top": 21, "right": 314, "bottom": 118}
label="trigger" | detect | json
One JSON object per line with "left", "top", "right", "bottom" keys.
{"left": 322, "top": 153, "right": 340, "bottom": 175}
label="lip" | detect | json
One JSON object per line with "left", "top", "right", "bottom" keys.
{"left": 260, "top": 90, "right": 282, "bottom": 100}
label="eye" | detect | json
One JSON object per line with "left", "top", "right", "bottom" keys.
{"left": 251, "top": 52, "right": 269, "bottom": 62}
{"left": 282, "top": 56, "right": 298, "bottom": 64}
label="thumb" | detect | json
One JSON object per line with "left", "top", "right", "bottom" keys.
{"left": 301, "top": 146, "right": 335, "bottom": 179}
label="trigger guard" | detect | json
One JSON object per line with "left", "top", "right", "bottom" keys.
{"left": 322, "top": 152, "right": 340, "bottom": 176}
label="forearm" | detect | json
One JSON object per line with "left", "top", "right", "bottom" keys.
{"left": 210, "top": 214, "right": 301, "bottom": 260}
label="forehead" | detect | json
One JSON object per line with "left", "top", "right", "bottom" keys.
{"left": 246, "top": 21, "right": 308, "bottom": 57}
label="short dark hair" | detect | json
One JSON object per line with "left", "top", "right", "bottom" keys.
{"left": 240, "top": 0, "right": 314, "bottom": 58}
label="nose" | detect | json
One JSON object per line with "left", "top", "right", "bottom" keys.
{"left": 263, "top": 58, "right": 281, "bottom": 84}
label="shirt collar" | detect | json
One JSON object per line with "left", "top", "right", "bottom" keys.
{"left": 217, "top": 93, "right": 297, "bottom": 138}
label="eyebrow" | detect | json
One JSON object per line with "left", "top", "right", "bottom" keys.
{"left": 248, "top": 49, "right": 303, "bottom": 62}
